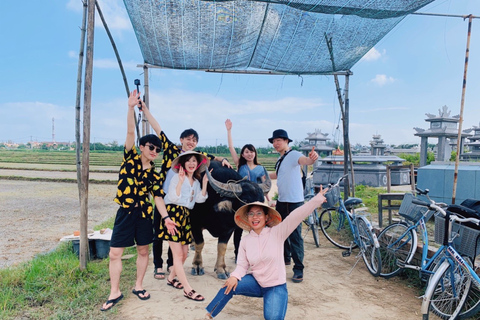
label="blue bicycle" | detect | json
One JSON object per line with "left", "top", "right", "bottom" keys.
{"left": 319, "top": 174, "right": 381, "bottom": 277}
{"left": 378, "top": 187, "right": 480, "bottom": 319}
{"left": 377, "top": 189, "right": 436, "bottom": 280}
{"left": 415, "top": 195, "right": 480, "bottom": 319}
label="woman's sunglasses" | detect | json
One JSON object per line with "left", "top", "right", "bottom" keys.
{"left": 146, "top": 144, "right": 161, "bottom": 153}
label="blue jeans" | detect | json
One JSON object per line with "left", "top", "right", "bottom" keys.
{"left": 205, "top": 274, "right": 288, "bottom": 319}
{"left": 276, "top": 201, "right": 304, "bottom": 272}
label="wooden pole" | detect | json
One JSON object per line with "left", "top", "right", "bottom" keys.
{"left": 79, "top": 0, "right": 96, "bottom": 270}
{"left": 344, "top": 73, "right": 355, "bottom": 197}
{"left": 324, "top": 35, "right": 354, "bottom": 197}
{"left": 75, "top": 1, "right": 87, "bottom": 201}
{"left": 452, "top": 15, "right": 473, "bottom": 204}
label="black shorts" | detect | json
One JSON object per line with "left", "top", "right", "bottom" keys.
{"left": 110, "top": 206, "right": 154, "bottom": 248}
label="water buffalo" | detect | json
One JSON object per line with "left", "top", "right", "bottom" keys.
{"left": 189, "top": 160, "right": 271, "bottom": 279}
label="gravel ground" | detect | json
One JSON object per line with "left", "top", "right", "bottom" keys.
{"left": 0, "top": 179, "right": 117, "bottom": 268}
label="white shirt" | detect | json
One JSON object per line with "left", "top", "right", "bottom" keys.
{"left": 276, "top": 150, "right": 304, "bottom": 202}
{"left": 164, "top": 173, "right": 207, "bottom": 209}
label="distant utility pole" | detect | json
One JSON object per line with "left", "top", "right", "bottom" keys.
{"left": 52, "top": 117, "right": 55, "bottom": 143}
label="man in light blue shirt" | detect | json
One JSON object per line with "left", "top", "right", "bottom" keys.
{"left": 268, "top": 129, "right": 318, "bottom": 283}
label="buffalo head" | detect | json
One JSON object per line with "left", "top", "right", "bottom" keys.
{"left": 205, "top": 161, "right": 271, "bottom": 204}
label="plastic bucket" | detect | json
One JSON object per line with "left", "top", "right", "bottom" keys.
{"left": 95, "top": 240, "right": 111, "bottom": 259}
{"left": 72, "top": 239, "right": 95, "bottom": 260}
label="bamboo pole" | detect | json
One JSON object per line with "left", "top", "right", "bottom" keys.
{"left": 452, "top": 15, "right": 473, "bottom": 204}
{"left": 324, "top": 34, "right": 355, "bottom": 197}
{"left": 343, "top": 73, "right": 355, "bottom": 197}
{"left": 75, "top": 1, "right": 87, "bottom": 201}
{"left": 79, "top": 0, "right": 96, "bottom": 270}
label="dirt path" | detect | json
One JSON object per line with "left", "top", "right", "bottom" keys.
{"left": 118, "top": 231, "right": 424, "bottom": 320}
{"left": 0, "top": 167, "right": 427, "bottom": 319}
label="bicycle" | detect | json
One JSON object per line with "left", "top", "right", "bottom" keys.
{"left": 303, "top": 191, "right": 320, "bottom": 247}
{"left": 411, "top": 194, "right": 480, "bottom": 319}
{"left": 377, "top": 189, "right": 437, "bottom": 280}
{"left": 319, "top": 174, "right": 381, "bottom": 277}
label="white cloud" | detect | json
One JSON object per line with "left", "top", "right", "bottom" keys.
{"left": 356, "top": 106, "right": 409, "bottom": 113}
{"left": 66, "top": 0, "right": 132, "bottom": 32}
{"left": 361, "top": 47, "right": 385, "bottom": 62}
{"left": 0, "top": 102, "right": 75, "bottom": 143}
{"left": 66, "top": 0, "right": 82, "bottom": 12}
{"left": 370, "top": 74, "right": 395, "bottom": 86}
{"left": 93, "top": 58, "right": 120, "bottom": 69}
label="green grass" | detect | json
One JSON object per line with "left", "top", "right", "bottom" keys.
{"left": 0, "top": 150, "right": 123, "bottom": 167}
{"left": 0, "top": 217, "right": 138, "bottom": 320}
{"left": 1, "top": 246, "right": 121, "bottom": 319}
{"left": 0, "top": 150, "right": 280, "bottom": 171}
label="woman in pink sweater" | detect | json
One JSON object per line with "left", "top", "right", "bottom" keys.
{"left": 205, "top": 188, "right": 327, "bottom": 319}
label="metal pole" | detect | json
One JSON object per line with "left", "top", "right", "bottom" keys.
{"left": 410, "top": 163, "right": 415, "bottom": 192}
{"left": 452, "top": 15, "right": 473, "bottom": 204}
{"left": 143, "top": 65, "right": 150, "bottom": 135}
{"left": 95, "top": 0, "right": 141, "bottom": 144}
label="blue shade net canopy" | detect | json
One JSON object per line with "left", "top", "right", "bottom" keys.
{"left": 123, "top": 0, "right": 433, "bottom": 75}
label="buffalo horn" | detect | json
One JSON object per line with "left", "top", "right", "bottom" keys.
{"left": 259, "top": 171, "right": 272, "bottom": 194}
{"left": 206, "top": 169, "right": 242, "bottom": 197}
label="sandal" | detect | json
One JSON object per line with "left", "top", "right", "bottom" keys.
{"left": 184, "top": 289, "right": 205, "bottom": 301}
{"left": 100, "top": 293, "right": 123, "bottom": 311}
{"left": 154, "top": 268, "right": 165, "bottom": 280}
{"left": 167, "top": 278, "right": 183, "bottom": 289}
{"left": 132, "top": 289, "right": 150, "bottom": 300}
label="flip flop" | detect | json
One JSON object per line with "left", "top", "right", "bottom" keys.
{"left": 154, "top": 268, "right": 165, "bottom": 280}
{"left": 132, "top": 289, "right": 150, "bottom": 300}
{"left": 100, "top": 293, "right": 124, "bottom": 311}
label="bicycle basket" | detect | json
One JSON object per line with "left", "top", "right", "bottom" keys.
{"left": 434, "top": 214, "right": 480, "bottom": 260}
{"left": 398, "top": 193, "right": 432, "bottom": 223}
{"left": 322, "top": 185, "right": 340, "bottom": 209}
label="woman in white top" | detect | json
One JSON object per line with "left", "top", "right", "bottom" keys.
{"left": 158, "top": 151, "right": 209, "bottom": 301}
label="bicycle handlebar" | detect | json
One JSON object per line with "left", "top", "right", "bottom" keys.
{"left": 412, "top": 197, "right": 480, "bottom": 226}
{"left": 452, "top": 216, "right": 480, "bottom": 226}
{"left": 415, "top": 187, "right": 430, "bottom": 196}
{"left": 330, "top": 174, "right": 348, "bottom": 188}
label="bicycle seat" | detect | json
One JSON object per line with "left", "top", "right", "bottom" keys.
{"left": 344, "top": 197, "right": 363, "bottom": 208}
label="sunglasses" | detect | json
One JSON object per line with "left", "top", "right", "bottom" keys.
{"left": 146, "top": 144, "right": 161, "bottom": 153}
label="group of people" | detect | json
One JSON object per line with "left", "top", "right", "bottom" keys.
{"left": 100, "top": 90, "right": 326, "bottom": 320}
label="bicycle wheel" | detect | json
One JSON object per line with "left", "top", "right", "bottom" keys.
{"left": 454, "top": 257, "right": 480, "bottom": 319}
{"left": 304, "top": 194, "right": 320, "bottom": 248}
{"left": 377, "top": 222, "right": 417, "bottom": 279}
{"left": 310, "top": 209, "right": 320, "bottom": 247}
{"left": 425, "top": 259, "right": 472, "bottom": 319}
{"left": 356, "top": 216, "right": 381, "bottom": 277}
{"left": 319, "top": 208, "right": 355, "bottom": 250}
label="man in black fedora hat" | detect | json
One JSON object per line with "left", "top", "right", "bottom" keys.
{"left": 268, "top": 129, "right": 319, "bottom": 283}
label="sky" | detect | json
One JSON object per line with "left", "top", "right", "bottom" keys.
{"left": 1, "top": 0, "right": 479, "bottom": 149}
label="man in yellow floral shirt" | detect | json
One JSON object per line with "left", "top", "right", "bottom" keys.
{"left": 101, "top": 90, "right": 175, "bottom": 311}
